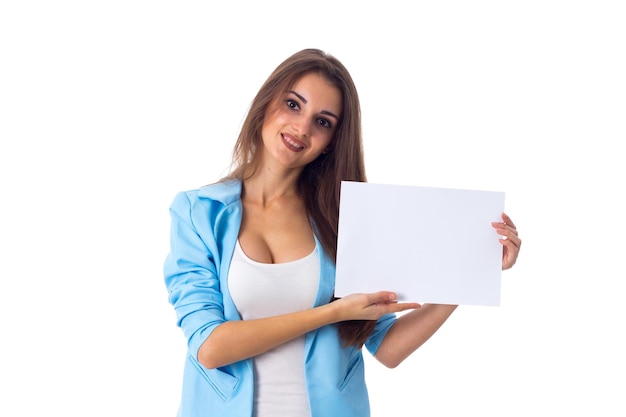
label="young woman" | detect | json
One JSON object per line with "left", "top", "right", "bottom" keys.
{"left": 163, "top": 48, "right": 521, "bottom": 417}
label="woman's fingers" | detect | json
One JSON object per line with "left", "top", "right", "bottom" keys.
{"left": 492, "top": 213, "right": 522, "bottom": 269}
{"left": 337, "top": 291, "right": 421, "bottom": 321}
{"left": 501, "top": 212, "right": 517, "bottom": 230}
{"left": 365, "top": 291, "right": 421, "bottom": 315}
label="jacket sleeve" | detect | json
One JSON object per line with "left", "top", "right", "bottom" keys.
{"left": 364, "top": 313, "right": 397, "bottom": 356}
{"left": 163, "top": 191, "right": 225, "bottom": 359}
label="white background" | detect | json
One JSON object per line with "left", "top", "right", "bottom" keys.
{"left": 1, "top": 1, "right": 624, "bottom": 416}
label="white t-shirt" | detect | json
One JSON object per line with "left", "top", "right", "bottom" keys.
{"left": 228, "top": 240, "right": 320, "bottom": 417}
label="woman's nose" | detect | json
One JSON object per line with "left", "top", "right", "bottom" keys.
{"left": 292, "top": 115, "right": 311, "bottom": 137}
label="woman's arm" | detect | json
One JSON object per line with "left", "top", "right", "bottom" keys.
{"left": 374, "top": 303, "right": 457, "bottom": 368}
{"left": 199, "top": 291, "right": 420, "bottom": 369}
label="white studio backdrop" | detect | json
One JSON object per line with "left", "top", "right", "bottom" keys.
{"left": 1, "top": 1, "right": 624, "bottom": 416}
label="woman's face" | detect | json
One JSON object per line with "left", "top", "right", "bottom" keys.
{"left": 260, "top": 72, "right": 342, "bottom": 172}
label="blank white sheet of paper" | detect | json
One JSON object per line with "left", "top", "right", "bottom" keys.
{"left": 334, "top": 181, "right": 505, "bottom": 306}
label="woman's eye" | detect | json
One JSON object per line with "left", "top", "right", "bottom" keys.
{"left": 317, "top": 118, "right": 332, "bottom": 129}
{"left": 285, "top": 99, "right": 299, "bottom": 110}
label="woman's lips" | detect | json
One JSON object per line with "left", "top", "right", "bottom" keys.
{"left": 281, "top": 133, "right": 306, "bottom": 152}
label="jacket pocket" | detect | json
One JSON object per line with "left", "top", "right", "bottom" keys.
{"left": 337, "top": 354, "right": 364, "bottom": 392}
{"left": 188, "top": 355, "right": 239, "bottom": 401}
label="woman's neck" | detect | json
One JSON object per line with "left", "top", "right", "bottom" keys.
{"left": 242, "top": 169, "right": 302, "bottom": 208}
{"left": 241, "top": 148, "right": 309, "bottom": 204}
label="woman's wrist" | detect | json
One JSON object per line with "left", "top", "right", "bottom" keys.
{"left": 318, "top": 299, "right": 344, "bottom": 324}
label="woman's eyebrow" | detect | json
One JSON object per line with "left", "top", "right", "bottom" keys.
{"left": 320, "top": 110, "right": 339, "bottom": 121}
{"left": 288, "top": 90, "right": 339, "bottom": 121}
{"left": 289, "top": 90, "right": 308, "bottom": 103}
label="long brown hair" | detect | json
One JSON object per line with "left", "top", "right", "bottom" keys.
{"left": 224, "top": 49, "right": 376, "bottom": 348}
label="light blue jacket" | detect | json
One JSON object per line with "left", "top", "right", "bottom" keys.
{"left": 164, "top": 179, "right": 396, "bottom": 417}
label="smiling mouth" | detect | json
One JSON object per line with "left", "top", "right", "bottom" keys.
{"left": 282, "top": 134, "right": 306, "bottom": 151}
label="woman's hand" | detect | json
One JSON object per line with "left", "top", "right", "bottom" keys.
{"left": 492, "top": 212, "right": 521, "bottom": 270}
{"left": 332, "top": 291, "right": 421, "bottom": 322}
